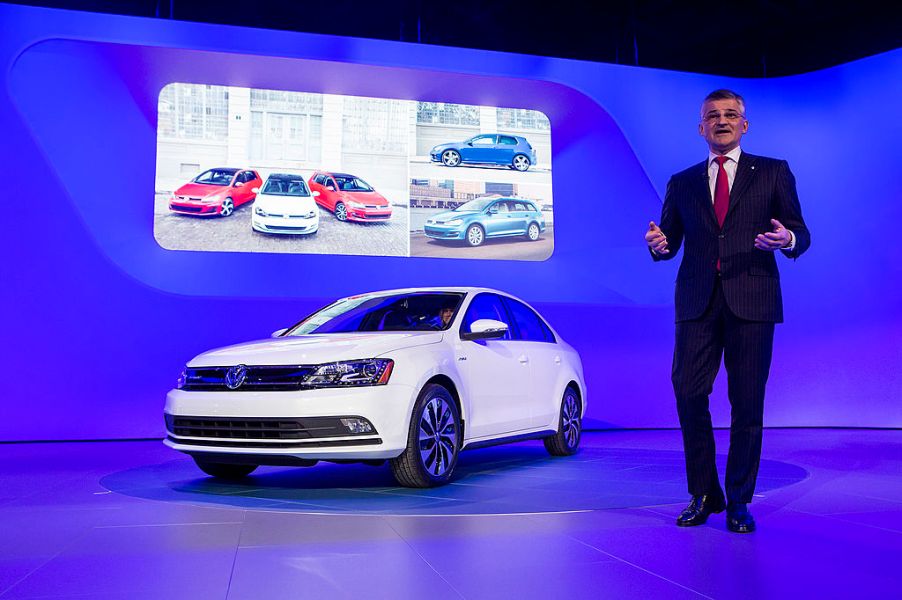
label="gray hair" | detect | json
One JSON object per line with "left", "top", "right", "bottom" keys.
{"left": 701, "top": 89, "right": 746, "bottom": 117}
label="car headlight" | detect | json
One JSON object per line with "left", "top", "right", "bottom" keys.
{"left": 255, "top": 207, "right": 268, "bottom": 216}
{"left": 446, "top": 219, "right": 463, "bottom": 226}
{"left": 347, "top": 200, "right": 365, "bottom": 208}
{"left": 301, "top": 359, "right": 393, "bottom": 388}
{"left": 176, "top": 367, "right": 187, "bottom": 389}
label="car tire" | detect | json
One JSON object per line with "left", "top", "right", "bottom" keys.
{"left": 465, "top": 224, "right": 485, "bottom": 247}
{"left": 441, "top": 149, "right": 461, "bottom": 167}
{"left": 512, "top": 154, "right": 531, "bottom": 172}
{"left": 390, "top": 383, "right": 461, "bottom": 488}
{"left": 335, "top": 202, "right": 348, "bottom": 221}
{"left": 193, "top": 458, "right": 257, "bottom": 479}
{"left": 544, "top": 386, "right": 582, "bottom": 456}
{"left": 525, "top": 222, "right": 541, "bottom": 241}
{"left": 220, "top": 198, "right": 235, "bottom": 217}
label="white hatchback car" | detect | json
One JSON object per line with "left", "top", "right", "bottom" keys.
{"left": 164, "top": 288, "right": 586, "bottom": 487}
{"left": 251, "top": 173, "right": 319, "bottom": 235}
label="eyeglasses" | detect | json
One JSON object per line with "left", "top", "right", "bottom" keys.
{"left": 703, "top": 111, "right": 745, "bottom": 123}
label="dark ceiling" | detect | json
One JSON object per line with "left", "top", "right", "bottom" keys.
{"left": 7, "top": 0, "right": 902, "bottom": 77}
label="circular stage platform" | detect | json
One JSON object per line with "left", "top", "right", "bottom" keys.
{"left": 101, "top": 440, "right": 808, "bottom": 516}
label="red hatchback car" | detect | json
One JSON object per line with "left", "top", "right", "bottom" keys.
{"left": 308, "top": 171, "right": 392, "bottom": 222}
{"left": 169, "top": 168, "right": 263, "bottom": 217}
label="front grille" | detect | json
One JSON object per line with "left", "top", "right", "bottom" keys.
{"left": 172, "top": 205, "right": 203, "bottom": 213}
{"left": 165, "top": 415, "right": 376, "bottom": 440}
{"left": 264, "top": 225, "right": 315, "bottom": 232}
{"left": 182, "top": 365, "right": 316, "bottom": 391}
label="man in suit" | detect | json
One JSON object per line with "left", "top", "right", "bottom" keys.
{"left": 645, "top": 89, "right": 810, "bottom": 533}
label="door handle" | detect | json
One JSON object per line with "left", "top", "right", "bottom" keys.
{"left": 518, "top": 355, "right": 529, "bottom": 364}
{"left": 554, "top": 356, "right": 561, "bottom": 365}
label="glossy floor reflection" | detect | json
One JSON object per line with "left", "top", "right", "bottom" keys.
{"left": 1, "top": 429, "right": 901, "bottom": 599}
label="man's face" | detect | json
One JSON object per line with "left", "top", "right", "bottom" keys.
{"left": 699, "top": 98, "right": 748, "bottom": 154}
{"left": 440, "top": 308, "right": 454, "bottom": 325}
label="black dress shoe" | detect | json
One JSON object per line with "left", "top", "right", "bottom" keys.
{"left": 726, "top": 503, "right": 756, "bottom": 533}
{"left": 676, "top": 494, "right": 726, "bottom": 527}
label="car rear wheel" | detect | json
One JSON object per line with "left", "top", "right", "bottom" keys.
{"left": 335, "top": 202, "right": 348, "bottom": 221}
{"left": 544, "top": 387, "right": 581, "bottom": 456}
{"left": 219, "top": 198, "right": 235, "bottom": 217}
{"left": 512, "top": 154, "right": 531, "bottom": 172}
{"left": 465, "top": 224, "right": 485, "bottom": 247}
{"left": 193, "top": 458, "right": 257, "bottom": 479}
{"left": 441, "top": 149, "right": 461, "bottom": 167}
{"left": 390, "top": 383, "right": 461, "bottom": 488}
{"left": 526, "top": 222, "right": 541, "bottom": 241}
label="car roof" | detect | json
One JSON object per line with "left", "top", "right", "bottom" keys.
{"left": 266, "top": 173, "right": 307, "bottom": 179}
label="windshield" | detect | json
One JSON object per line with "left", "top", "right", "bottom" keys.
{"left": 193, "top": 169, "right": 237, "bottom": 186}
{"left": 333, "top": 176, "right": 373, "bottom": 192}
{"left": 285, "top": 292, "right": 466, "bottom": 334}
{"left": 454, "top": 197, "right": 494, "bottom": 212}
{"left": 262, "top": 178, "right": 311, "bottom": 197}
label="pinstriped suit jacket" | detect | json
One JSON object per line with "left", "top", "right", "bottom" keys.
{"left": 654, "top": 152, "right": 811, "bottom": 323}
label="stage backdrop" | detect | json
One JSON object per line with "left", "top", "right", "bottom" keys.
{"left": 1, "top": 4, "right": 900, "bottom": 441}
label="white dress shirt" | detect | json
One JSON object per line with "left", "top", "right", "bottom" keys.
{"left": 707, "top": 146, "right": 795, "bottom": 250}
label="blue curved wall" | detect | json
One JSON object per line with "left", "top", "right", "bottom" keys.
{"left": 1, "top": 4, "right": 900, "bottom": 439}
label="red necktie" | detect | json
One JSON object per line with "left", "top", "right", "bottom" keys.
{"left": 713, "top": 156, "right": 729, "bottom": 271}
{"left": 713, "top": 156, "right": 729, "bottom": 227}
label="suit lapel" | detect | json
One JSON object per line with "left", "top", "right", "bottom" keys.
{"left": 692, "top": 160, "right": 718, "bottom": 227}
{"left": 728, "top": 153, "right": 758, "bottom": 217}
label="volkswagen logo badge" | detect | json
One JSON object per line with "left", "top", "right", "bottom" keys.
{"left": 225, "top": 364, "right": 247, "bottom": 390}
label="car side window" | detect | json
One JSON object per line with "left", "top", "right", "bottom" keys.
{"left": 511, "top": 202, "right": 528, "bottom": 212}
{"left": 499, "top": 136, "right": 517, "bottom": 145}
{"left": 472, "top": 135, "right": 496, "bottom": 146}
{"left": 504, "top": 298, "right": 556, "bottom": 343}
{"left": 460, "top": 294, "right": 511, "bottom": 340}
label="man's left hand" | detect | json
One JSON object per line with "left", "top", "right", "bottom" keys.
{"left": 754, "top": 219, "right": 791, "bottom": 251}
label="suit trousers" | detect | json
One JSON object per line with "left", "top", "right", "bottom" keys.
{"left": 672, "top": 276, "right": 775, "bottom": 505}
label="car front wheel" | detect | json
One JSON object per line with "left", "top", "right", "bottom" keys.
{"left": 335, "top": 202, "right": 348, "bottom": 221}
{"left": 193, "top": 458, "right": 257, "bottom": 479}
{"left": 512, "top": 154, "right": 531, "bottom": 172}
{"left": 390, "top": 383, "right": 461, "bottom": 487}
{"left": 441, "top": 149, "right": 461, "bottom": 167}
{"left": 219, "top": 198, "right": 235, "bottom": 217}
{"left": 544, "top": 387, "right": 581, "bottom": 456}
{"left": 465, "top": 224, "right": 485, "bottom": 247}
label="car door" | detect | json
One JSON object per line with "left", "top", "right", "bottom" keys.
{"left": 461, "top": 135, "right": 497, "bottom": 163}
{"left": 502, "top": 297, "right": 562, "bottom": 429}
{"left": 455, "top": 293, "right": 532, "bottom": 439}
{"left": 482, "top": 200, "right": 512, "bottom": 237}
{"left": 233, "top": 171, "right": 254, "bottom": 206}
{"left": 507, "top": 201, "right": 530, "bottom": 234}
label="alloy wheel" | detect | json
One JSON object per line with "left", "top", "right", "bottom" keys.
{"left": 418, "top": 396, "right": 458, "bottom": 477}
{"left": 335, "top": 203, "right": 347, "bottom": 221}
{"left": 220, "top": 198, "right": 234, "bottom": 217}
{"left": 562, "top": 392, "right": 581, "bottom": 449}
{"left": 442, "top": 150, "right": 461, "bottom": 167}
{"left": 513, "top": 155, "right": 530, "bottom": 171}
{"left": 467, "top": 225, "right": 484, "bottom": 246}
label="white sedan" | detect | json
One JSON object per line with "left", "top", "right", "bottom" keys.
{"left": 251, "top": 173, "right": 319, "bottom": 235}
{"left": 164, "top": 287, "right": 586, "bottom": 487}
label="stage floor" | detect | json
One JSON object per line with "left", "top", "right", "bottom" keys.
{"left": 1, "top": 429, "right": 900, "bottom": 599}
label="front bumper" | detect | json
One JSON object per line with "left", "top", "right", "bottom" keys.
{"left": 424, "top": 224, "right": 465, "bottom": 240}
{"left": 163, "top": 383, "right": 415, "bottom": 460}
{"left": 252, "top": 214, "right": 318, "bottom": 235}
{"left": 345, "top": 207, "right": 392, "bottom": 222}
{"left": 169, "top": 201, "right": 221, "bottom": 216}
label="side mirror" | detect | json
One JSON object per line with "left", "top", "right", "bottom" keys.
{"left": 466, "top": 141, "right": 474, "bottom": 146}
{"left": 327, "top": 185, "right": 336, "bottom": 191}
{"left": 312, "top": 191, "right": 320, "bottom": 197}
{"left": 251, "top": 187, "right": 260, "bottom": 194}
{"left": 234, "top": 181, "right": 244, "bottom": 187}
{"left": 271, "top": 328, "right": 287, "bottom": 338}
{"left": 461, "top": 319, "right": 508, "bottom": 341}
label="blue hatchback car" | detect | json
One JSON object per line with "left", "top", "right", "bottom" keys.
{"left": 424, "top": 196, "right": 546, "bottom": 246}
{"left": 430, "top": 134, "right": 537, "bottom": 171}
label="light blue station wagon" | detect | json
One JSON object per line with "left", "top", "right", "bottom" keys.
{"left": 424, "top": 197, "right": 546, "bottom": 247}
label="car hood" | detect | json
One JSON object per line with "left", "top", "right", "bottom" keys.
{"left": 432, "top": 209, "right": 479, "bottom": 222}
{"left": 431, "top": 142, "right": 460, "bottom": 152}
{"left": 174, "top": 183, "right": 229, "bottom": 198}
{"left": 340, "top": 191, "right": 389, "bottom": 206}
{"left": 256, "top": 194, "right": 317, "bottom": 214}
{"left": 187, "top": 332, "right": 444, "bottom": 367}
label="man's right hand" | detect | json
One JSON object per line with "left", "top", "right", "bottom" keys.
{"left": 646, "top": 221, "right": 669, "bottom": 255}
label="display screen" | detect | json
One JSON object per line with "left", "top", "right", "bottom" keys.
{"left": 154, "top": 83, "right": 553, "bottom": 261}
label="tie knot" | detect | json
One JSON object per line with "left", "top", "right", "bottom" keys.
{"left": 714, "top": 156, "right": 729, "bottom": 166}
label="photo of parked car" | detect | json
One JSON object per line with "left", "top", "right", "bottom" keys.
{"left": 424, "top": 196, "right": 546, "bottom": 247}
{"left": 430, "top": 135, "right": 537, "bottom": 172}
{"left": 308, "top": 171, "right": 393, "bottom": 222}
{"left": 164, "top": 287, "right": 585, "bottom": 487}
{"left": 251, "top": 173, "right": 319, "bottom": 235}
{"left": 168, "top": 168, "right": 262, "bottom": 217}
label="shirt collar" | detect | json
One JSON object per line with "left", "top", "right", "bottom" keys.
{"left": 708, "top": 146, "right": 742, "bottom": 167}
